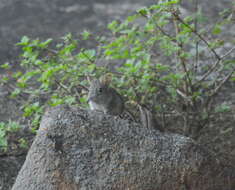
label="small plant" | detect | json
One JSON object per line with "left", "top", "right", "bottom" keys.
{"left": 1, "top": 0, "right": 234, "bottom": 140}
{"left": 18, "top": 138, "right": 28, "bottom": 149}
{"left": 0, "top": 121, "right": 21, "bottom": 151}
{"left": 0, "top": 123, "right": 8, "bottom": 151}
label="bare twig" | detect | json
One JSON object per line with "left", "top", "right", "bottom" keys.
{"left": 53, "top": 80, "right": 71, "bottom": 93}
{"left": 195, "top": 46, "right": 235, "bottom": 85}
{"left": 176, "top": 89, "right": 193, "bottom": 106}
{"left": 45, "top": 48, "right": 58, "bottom": 55}
{"left": 220, "top": 46, "right": 235, "bottom": 59}
{"left": 196, "top": 68, "right": 234, "bottom": 136}
{"left": 209, "top": 69, "right": 235, "bottom": 98}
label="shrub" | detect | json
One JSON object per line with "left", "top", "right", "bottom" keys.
{"left": 1, "top": 0, "right": 234, "bottom": 142}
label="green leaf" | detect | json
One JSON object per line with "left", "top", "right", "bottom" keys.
{"left": 59, "top": 43, "right": 77, "bottom": 55}
{"left": 65, "top": 96, "right": 76, "bottom": 104}
{"left": 39, "top": 38, "right": 53, "bottom": 48}
{"left": 127, "top": 14, "right": 138, "bottom": 22}
{"left": 12, "top": 71, "right": 22, "bottom": 78}
{"left": 0, "top": 123, "right": 7, "bottom": 151}
{"left": 79, "top": 97, "right": 87, "bottom": 104}
{"left": 125, "top": 59, "right": 135, "bottom": 67}
{"left": 83, "top": 49, "right": 96, "bottom": 60}
{"left": 23, "top": 102, "right": 41, "bottom": 117}
{"left": 0, "top": 76, "right": 9, "bottom": 83}
{"left": 82, "top": 30, "right": 91, "bottom": 40}
{"left": 7, "top": 120, "right": 21, "bottom": 132}
{"left": 108, "top": 20, "right": 118, "bottom": 32}
{"left": 19, "top": 138, "right": 28, "bottom": 149}
{"left": 62, "top": 33, "right": 73, "bottom": 42}
{"left": 0, "top": 62, "right": 11, "bottom": 69}
{"left": 87, "top": 64, "right": 96, "bottom": 73}
{"left": 32, "top": 114, "right": 41, "bottom": 128}
{"left": 10, "top": 88, "right": 21, "bottom": 98}
{"left": 49, "top": 96, "right": 64, "bottom": 106}
{"left": 145, "top": 23, "right": 155, "bottom": 32}
{"left": 156, "top": 64, "right": 170, "bottom": 71}
{"left": 17, "top": 36, "right": 30, "bottom": 46}
{"left": 215, "top": 103, "right": 231, "bottom": 113}
{"left": 137, "top": 7, "right": 149, "bottom": 17}
{"left": 159, "top": 0, "right": 180, "bottom": 6}
{"left": 212, "top": 24, "right": 222, "bottom": 35}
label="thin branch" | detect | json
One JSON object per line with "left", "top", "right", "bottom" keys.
{"left": 138, "top": 10, "right": 181, "bottom": 47}
{"left": 172, "top": 12, "right": 221, "bottom": 60}
{"left": 45, "top": 48, "right": 58, "bottom": 55}
{"left": 176, "top": 89, "right": 193, "bottom": 105}
{"left": 81, "top": 49, "right": 95, "bottom": 64}
{"left": 45, "top": 48, "right": 89, "bottom": 91}
{"left": 173, "top": 11, "right": 192, "bottom": 96}
{"left": 209, "top": 69, "right": 235, "bottom": 98}
{"left": 31, "top": 61, "right": 77, "bottom": 94}
{"left": 202, "top": 69, "right": 234, "bottom": 124}
{"left": 220, "top": 46, "right": 235, "bottom": 60}
{"left": 155, "top": 23, "right": 178, "bottom": 43}
{"left": 195, "top": 46, "right": 235, "bottom": 85}
{"left": 194, "top": 0, "right": 199, "bottom": 73}
{"left": 53, "top": 79, "right": 72, "bottom": 93}
{"left": 203, "top": 68, "right": 234, "bottom": 112}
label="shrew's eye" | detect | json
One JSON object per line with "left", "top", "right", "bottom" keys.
{"left": 98, "top": 88, "right": 102, "bottom": 93}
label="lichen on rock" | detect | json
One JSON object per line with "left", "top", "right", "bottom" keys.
{"left": 11, "top": 105, "right": 233, "bottom": 190}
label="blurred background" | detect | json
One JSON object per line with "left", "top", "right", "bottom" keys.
{"left": 0, "top": 0, "right": 233, "bottom": 67}
{"left": 0, "top": 0, "right": 155, "bottom": 67}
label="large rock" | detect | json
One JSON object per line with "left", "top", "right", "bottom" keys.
{"left": 11, "top": 105, "right": 233, "bottom": 190}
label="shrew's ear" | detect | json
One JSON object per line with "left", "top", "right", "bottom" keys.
{"left": 99, "top": 73, "right": 112, "bottom": 86}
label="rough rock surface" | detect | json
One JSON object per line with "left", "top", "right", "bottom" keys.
{"left": 12, "top": 105, "right": 233, "bottom": 190}
{"left": 0, "top": 156, "right": 25, "bottom": 190}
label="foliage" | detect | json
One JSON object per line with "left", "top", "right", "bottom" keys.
{"left": 0, "top": 0, "right": 234, "bottom": 140}
{"left": 0, "top": 121, "right": 21, "bottom": 151}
